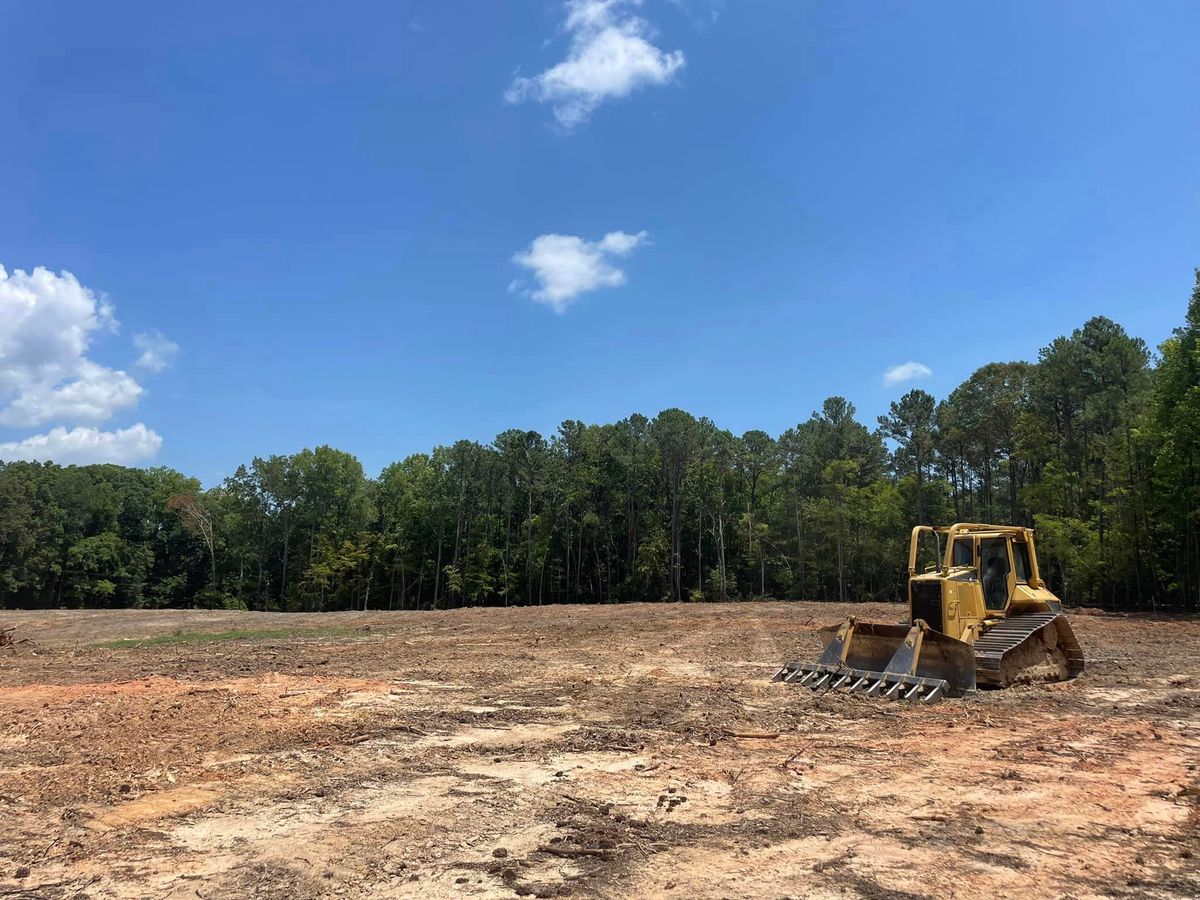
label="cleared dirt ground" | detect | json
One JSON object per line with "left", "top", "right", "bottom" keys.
{"left": 1, "top": 602, "right": 1197, "bottom": 899}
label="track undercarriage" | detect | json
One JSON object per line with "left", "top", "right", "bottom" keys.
{"left": 773, "top": 612, "right": 1084, "bottom": 702}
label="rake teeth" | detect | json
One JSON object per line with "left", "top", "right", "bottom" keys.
{"left": 775, "top": 617, "right": 975, "bottom": 700}
{"left": 921, "top": 683, "right": 944, "bottom": 703}
{"left": 774, "top": 660, "right": 951, "bottom": 704}
{"left": 771, "top": 664, "right": 797, "bottom": 683}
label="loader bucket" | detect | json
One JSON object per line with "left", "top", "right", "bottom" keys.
{"left": 773, "top": 617, "right": 977, "bottom": 702}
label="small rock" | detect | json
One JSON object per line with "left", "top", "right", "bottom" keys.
{"left": 15, "top": 867, "right": 30, "bottom": 879}
{"left": 975, "top": 826, "right": 984, "bottom": 835}
{"left": 455, "top": 876, "right": 469, "bottom": 884}
{"left": 492, "top": 847, "right": 509, "bottom": 858}
{"left": 1135, "top": 855, "right": 1146, "bottom": 865}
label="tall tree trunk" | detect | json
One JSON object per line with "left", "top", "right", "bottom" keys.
{"left": 836, "top": 514, "right": 846, "bottom": 603}
{"left": 577, "top": 519, "right": 584, "bottom": 598}
{"left": 526, "top": 486, "right": 535, "bottom": 603}
{"left": 279, "top": 523, "right": 291, "bottom": 607}
{"left": 717, "top": 501, "right": 728, "bottom": 603}
{"left": 794, "top": 498, "right": 805, "bottom": 601}
{"left": 433, "top": 527, "right": 443, "bottom": 606}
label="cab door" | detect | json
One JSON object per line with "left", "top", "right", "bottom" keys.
{"left": 977, "top": 536, "right": 1016, "bottom": 612}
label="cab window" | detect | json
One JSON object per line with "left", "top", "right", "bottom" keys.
{"left": 951, "top": 538, "right": 974, "bottom": 568}
{"left": 914, "top": 532, "right": 941, "bottom": 572}
{"left": 979, "top": 537, "right": 1012, "bottom": 610}
{"left": 1012, "top": 541, "right": 1032, "bottom": 583}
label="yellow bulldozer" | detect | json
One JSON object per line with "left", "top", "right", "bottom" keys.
{"left": 773, "top": 523, "right": 1084, "bottom": 701}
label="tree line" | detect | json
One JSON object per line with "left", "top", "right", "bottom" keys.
{"left": 2, "top": 271, "right": 1198, "bottom": 612}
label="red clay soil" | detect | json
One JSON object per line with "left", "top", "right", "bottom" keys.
{"left": 0, "top": 602, "right": 1197, "bottom": 899}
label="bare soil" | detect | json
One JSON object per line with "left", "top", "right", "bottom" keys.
{"left": 1, "top": 602, "right": 1197, "bottom": 899}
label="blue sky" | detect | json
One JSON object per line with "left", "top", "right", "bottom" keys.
{"left": 1, "top": 0, "right": 1198, "bottom": 483}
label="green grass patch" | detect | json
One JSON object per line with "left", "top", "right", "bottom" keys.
{"left": 93, "top": 625, "right": 362, "bottom": 649}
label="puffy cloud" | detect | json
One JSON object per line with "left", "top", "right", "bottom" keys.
{"left": 0, "top": 265, "right": 145, "bottom": 427}
{"left": 506, "top": 0, "right": 685, "bottom": 128}
{"left": 0, "top": 424, "right": 163, "bottom": 465}
{"left": 883, "top": 361, "right": 933, "bottom": 386}
{"left": 0, "top": 264, "right": 170, "bottom": 464}
{"left": 0, "top": 362, "right": 143, "bottom": 428}
{"left": 511, "top": 230, "right": 648, "bottom": 312}
{"left": 133, "top": 330, "right": 179, "bottom": 372}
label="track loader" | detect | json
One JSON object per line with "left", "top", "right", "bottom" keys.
{"left": 773, "top": 524, "right": 1084, "bottom": 702}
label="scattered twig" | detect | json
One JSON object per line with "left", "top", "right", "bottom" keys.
{"left": 722, "top": 729, "right": 780, "bottom": 739}
{"left": 0, "top": 875, "right": 100, "bottom": 899}
{"left": 0, "top": 627, "right": 38, "bottom": 650}
{"left": 812, "top": 847, "right": 858, "bottom": 873}
{"left": 538, "top": 845, "right": 614, "bottom": 859}
{"left": 39, "top": 834, "right": 63, "bottom": 860}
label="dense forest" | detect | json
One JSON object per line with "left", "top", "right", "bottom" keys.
{"left": 2, "top": 272, "right": 1198, "bottom": 613}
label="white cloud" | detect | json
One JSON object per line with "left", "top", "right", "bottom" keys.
{"left": 511, "top": 230, "right": 648, "bottom": 312}
{"left": 883, "top": 361, "right": 933, "bottom": 386}
{"left": 0, "top": 361, "right": 143, "bottom": 428}
{"left": 133, "top": 330, "right": 179, "bottom": 372}
{"left": 0, "top": 265, "right": 146, "bottom": 427}
{"left": 506, "top": 0, "right": 685, "bottom": 128}
{"left": 0, "top": 264, "right": 170, "bottom": 464}
{"left": 0, "top": 424, "right": 162, "bottom": 466}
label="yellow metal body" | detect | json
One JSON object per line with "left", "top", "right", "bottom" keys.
{"left": 907, "top": 523, "right": 1062, "bottom": 645}
{"left": 774, "top": 522, "right": 1082, "bottom": 699}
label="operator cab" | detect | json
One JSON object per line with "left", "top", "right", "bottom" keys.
{"left": 955, "top": 532, "right": 1033, "bottom": 613}
{"left": 911, "top": 525, "right": 1042, "bottom": 619}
